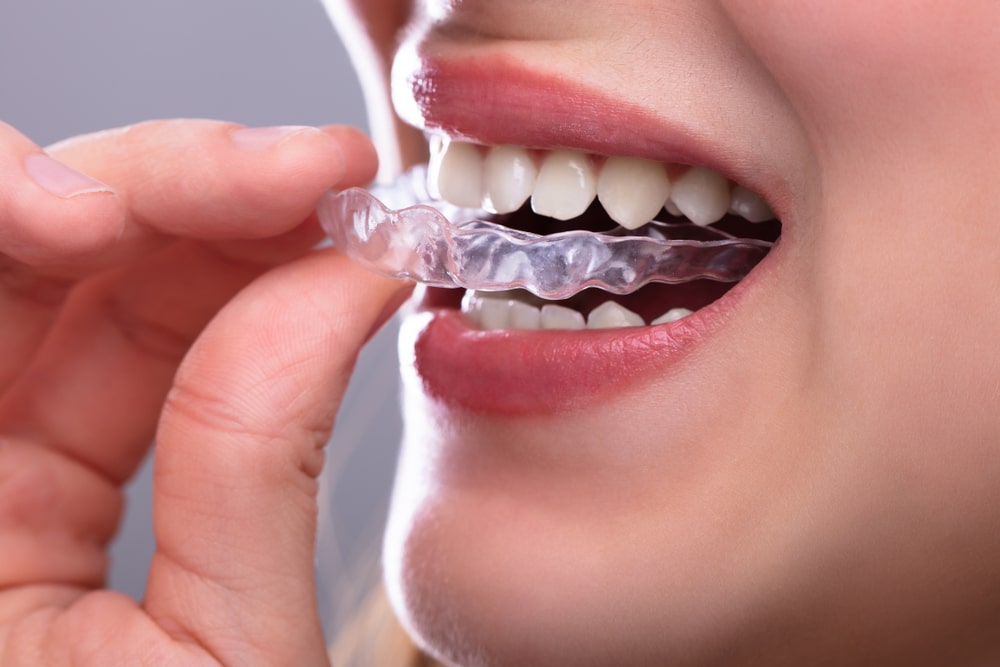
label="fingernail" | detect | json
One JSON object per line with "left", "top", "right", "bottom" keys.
{"left": 231, "top": 125, "right": 314, "bottom": 151}
{"left": 25, "top": 153, "right": 115, "bottom": 199}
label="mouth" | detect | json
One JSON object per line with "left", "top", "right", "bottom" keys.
{"left": 323, "top": 52, "right": 793, "bottom": 413}
{"left": 320, "top": 135, "right": 784, "bottom": 413}
{"left": 425, "top": 137, "right": 780, "bottom": 330}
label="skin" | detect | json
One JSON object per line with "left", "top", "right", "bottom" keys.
{"left": 0, "top": 120, "right": 411, "bottom": 665}
{"left": 1, "top": 2, "right": 997, "bottom": 666}
{"left": 327, "top": 0, "right": 1000, "bottom": 665}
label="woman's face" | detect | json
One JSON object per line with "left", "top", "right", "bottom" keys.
{"left": 330, "top": 1, "right": 1000, "bottom": 664}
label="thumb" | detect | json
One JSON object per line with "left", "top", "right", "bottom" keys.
{"left": 144, "top": 248, "right": 411, "bottom": 665}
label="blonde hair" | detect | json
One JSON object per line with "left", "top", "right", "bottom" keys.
{"left": 329, "top": 583, "right": 442, "bottom": 667}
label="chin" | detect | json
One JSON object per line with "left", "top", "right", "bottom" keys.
{"left": 381, "top": 300, "right": 811, "bottom": 665}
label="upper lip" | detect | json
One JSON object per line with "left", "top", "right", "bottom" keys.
{"left": 391, "top": 44, "right": 793, "bottom": 222}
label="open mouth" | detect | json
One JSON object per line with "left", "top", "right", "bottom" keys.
{"left": 430, "top": 138, "right": 780, "bottom": 330}
{"left": 319, "top": 137, "right": 780, "bottom": 332}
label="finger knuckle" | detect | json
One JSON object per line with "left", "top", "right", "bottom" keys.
{"left": 161, "top": 378, "right": 252, "bottom": 437}
{"left": 0, "top": 438, "right": 118, "bottom": 543}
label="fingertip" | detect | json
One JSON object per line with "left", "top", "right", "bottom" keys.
{"left": 367, "top": 276, "right": 416, "bottom": 341}
{"left": 207, "top": 124, "right": 376, "bottom": 235}
{"left": 320, "top": 125, "right": 379, "bottom": 188}
{"left": 229, "top": 123, "right": 351, "bottom": 188}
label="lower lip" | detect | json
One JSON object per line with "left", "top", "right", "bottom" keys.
{"left": 401, "top": 250, "right": 775, "bottom": 415}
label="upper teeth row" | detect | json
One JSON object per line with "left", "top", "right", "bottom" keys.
{"left": 428, "top": 139, "right": 775, "bottom": 229}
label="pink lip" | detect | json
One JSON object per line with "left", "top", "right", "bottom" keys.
{"left": 404, "top": 280, "right": 755, "bottom": 415}
{"left": 393, "top": 50, "right": 791, "bottom": 210}
{"left": 393, "top": 51, "right": 787, "bottom": 415}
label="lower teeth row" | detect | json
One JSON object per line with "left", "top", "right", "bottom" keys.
{"left": 461, "top": 291, "right": 693, "bottom": 331}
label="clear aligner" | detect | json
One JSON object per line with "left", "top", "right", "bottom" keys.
{"left": 316, "top": 167, "right": 773, "bottom": 300}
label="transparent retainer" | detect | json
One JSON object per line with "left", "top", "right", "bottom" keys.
{"left": 316, "top": 167, "right": 773, "bottom": 301}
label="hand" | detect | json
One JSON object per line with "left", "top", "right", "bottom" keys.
{"left": 0, "top": 119, "right": 410, "bottom": 665}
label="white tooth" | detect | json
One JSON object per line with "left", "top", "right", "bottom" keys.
{"left": 540, "top": 304, "right": 586, "bottom": 330}
{"left": 531, "top": 150, "right": 597, "bottom": 220}
{"left": 460, "top": 291, "right": 510, "bottom": 330}
{"left": 478, "top": 295, "right": 513, "bottom": 331}
{"left": 430, "top": 140, "right": 484, "bottom": 209}
{"left": 484, "top": 145, "right": 538, "bottom": 214}
{"left": 729, "top": 185, "right": 775, "bottom": 223}
{"left": 669, "top": 167, "right": 731, "bottom": 226}
{"left": 460, "top": 291, "right": 484, "bottom": 327}
{"left": 650, "top": 307, "right": 694, "bottom": 326}
{"left": 597, "top": 156, "right": 672, "bottom": 230}
{"left": 508, "top": 300, "right": 541, "bottom": 330}
{"left": 587, "top": 301, "right": 645, "bottom": 329}
{"left": 664, "top": 199, "right": 683, "bottom": 216}
{"left": 425, "top": 135, "right": 446, "bottom": 200}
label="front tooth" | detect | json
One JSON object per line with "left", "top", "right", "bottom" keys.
{"left": 461, "top": 291, "right": 509, "bottom": 330}
{"left": 484, "top": 145, "right": 538, "bottom": 214}
{"left": 729, "top": 185, "right": 775, "bottom": 222}
{"left": 430, "top": 140, "right": 484, "bottom": 209}
{"left": 531, "top": 150, "right": 597, "bottom": 220}
{"left": 460, "top": 291, "right": 484, "bottom": 327}
{"left": 478, "top": 295, "right": 513, "bottom": 330}
{"left": 587, "top": 301, "right": 645, "bottom": 329}
{"left": 597, "top": 157, "right": 672, "bottom": 230}
{"left": 664, "top": 199, "right": 683, "bottom": 216}
{"left": 650, "top": 307, "right": 694, "bottom": 326}
{"left": 540, "top": 304, "right": 586, "bottom": 330}
{"left": 669, "top": 167, "right": 730, "bottom": 226}
{"left": 508, "top": 300, "right": 541, "bottom": 330}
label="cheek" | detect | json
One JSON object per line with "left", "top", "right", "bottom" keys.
{"left": 723, "top": 0, "right": 1000, "bottom": 577}
{"left": 724, "top": 1, "right": 1000, "bottom": 156}
{"left": 722, "top": 0, "right": 1000, "bottom": 415}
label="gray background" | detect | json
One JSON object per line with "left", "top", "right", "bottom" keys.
{"left": 1, "top": 0, "right": 402, "bottom": 634}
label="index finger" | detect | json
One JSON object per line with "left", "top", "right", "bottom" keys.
{"left": 2, "top": 119, "right": 378, "bottom": 275}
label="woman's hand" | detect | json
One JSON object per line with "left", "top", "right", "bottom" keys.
{"left": 0, "top": 119, "right": 410, "bottom": 665}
